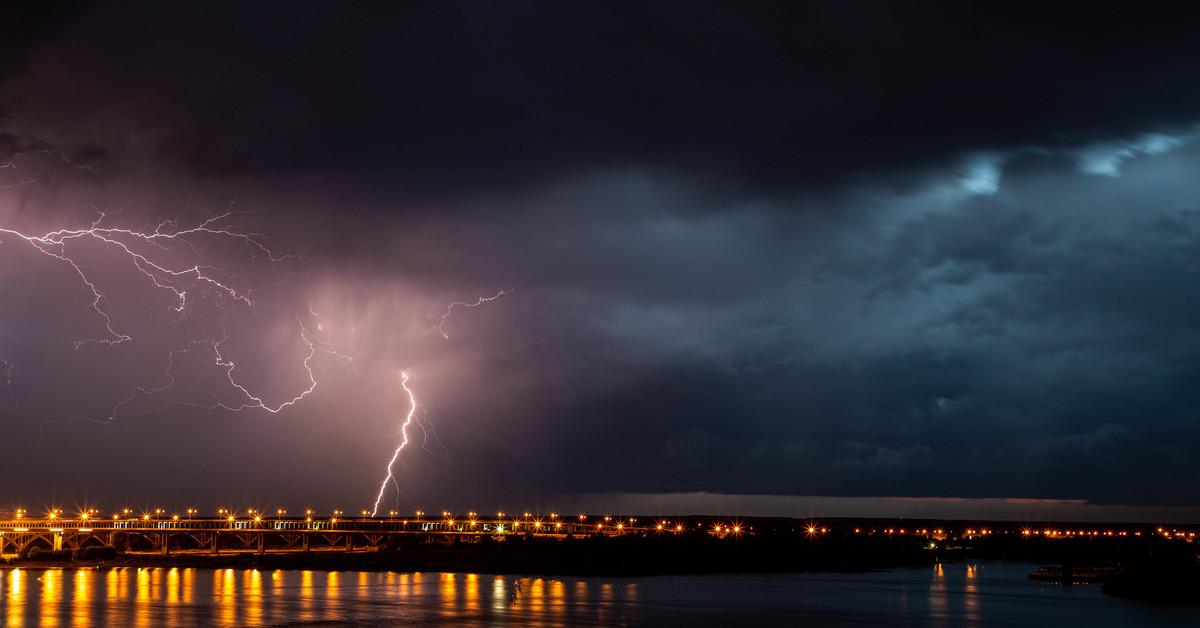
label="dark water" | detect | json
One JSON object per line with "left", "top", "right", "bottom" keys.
{"left": 1, "top": 561, "right": 1193, "bottom": 626}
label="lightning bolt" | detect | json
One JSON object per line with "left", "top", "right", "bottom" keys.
{"left": 438, "top": 286, "right": 515, "bottom": 339}
{"left": 1, "top": 144, "right": 99, "bottom": 173}
{"left": 0, "top": 357, "right": 12, "bottom": 393}
{"left": 100, "top": 307, "right": 358, "bottom": 423}
{"left": 0, "top": 325, "right": 13, "bottom": 393}
{"left": 6, "top": 153, "right": 513, "bottom": 509}
{"left": 416, "top": 406, "right": 450, "bottom": 464}
{"left": 372, "top": 371, "right": 418, "bottom": 516}
{"left": 0, "top": 208, "right": 358, "bottom": 425}
{"left": 372, "top": 285, "right": 518, "bottom": 509}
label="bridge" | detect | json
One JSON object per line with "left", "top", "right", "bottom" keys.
{"left": 0, "top": 514, "right": 654, "bottom": 557}
{"left": 4, "top": 511, "right": 1194, "bottom": 558}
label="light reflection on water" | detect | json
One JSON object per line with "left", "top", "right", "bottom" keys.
{"left": 0, "top": 562, "right": 1195, "bottom": 627}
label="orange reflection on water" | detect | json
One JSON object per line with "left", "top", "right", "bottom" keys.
{"left": 440, "top": 573, "right": 457, "bottom": 615}
{"left": 8, "top": 569, "right": 24, "bottom": 627}
{"left": 325, "top": 571, "right": 341, "bottom": 621}
{"left": 166, "top": 568, "right": 180, "bottom": 605}
{"left": 358, "top": 571, "right": 372, "bottom": 601}
{"left": 244, "top": 569, "right": 263, "bottom": 626}
{"left": 929, "top": 563, "right": 947, "bottom": 623}
{"left": 214, "top": 568, "right": 237, "bottom": 627}
{"left": 41, "top": 568, "right": 61, "bottom": 628}
{"left": 464, "top": 573, "right": 480, "bottom": 613}
{"left": 133, "top": 568, "right": 154, "bottom": 627}
{"left": 964, "top": 564, "right": 980, "bottom": 627}
{"left": 104, "top": 568, "right": 123, "bottom": 626}
{"left": 71, "top": 568, "right": 93, "bottom": 628}
{"left": 299, "top": 570, "right": 315, "bottom": 623}
{"left": 549, "top": 579, "right": 566, "bottom": 622}
{"left": 182, "top": 568, "right": 194, "bottom": 606}
{"left": 268, "top": 570, "right": 285, "bottom": 622}
{"left": 492, "top": 576, "right": 506, "bottom": 614}
{"left": 528, "top": 578, "right": 545, "bottom": 615}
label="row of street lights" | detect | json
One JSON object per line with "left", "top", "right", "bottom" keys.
{"left": 6, "top": 508, "right": 704, "bottom": 533}
{"left": 6, "top": 507, "right": 609, "bottom": 520}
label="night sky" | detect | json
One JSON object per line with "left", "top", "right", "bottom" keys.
{"left": 4, "top": 1, "right": 1200, "bottom": 520}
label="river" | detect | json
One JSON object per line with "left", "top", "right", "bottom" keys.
{"left": 1, "top": 561, "right": 1193, "bottom": 626}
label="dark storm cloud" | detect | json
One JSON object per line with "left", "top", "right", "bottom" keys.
{"left": 3, "top": 1, "right": 1200, "bottom": 516}
{"left": 421, "top": 137, "right": 1200, "bottom": 507}
{"left": 0, "top": 1, "right": 90, "bottom": 113}
{"left": 13, "top": 1, "right": 1200, "bottom": 194}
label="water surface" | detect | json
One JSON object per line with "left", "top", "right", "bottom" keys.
{"left": 1, "top": 561, "right": 1192, "bottom": 626}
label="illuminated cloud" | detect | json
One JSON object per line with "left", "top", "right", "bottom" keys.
{"left": 1077, "top": 131, "right": 1192, "bottom": 176}
{"left": 959, "top": 153, "right": 1004, "bottom": 195}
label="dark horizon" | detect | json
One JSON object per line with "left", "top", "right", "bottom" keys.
{"left": 4, "top": 2, "right": 1200, "bottom": 518}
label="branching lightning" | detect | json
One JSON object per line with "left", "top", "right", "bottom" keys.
{"left": 371, "top": 287, "right": 515, "bottom": 511}
{"left": 0, "top": 325, "right": 13, "bottom": 393}
{"left": 416, "top": 407, "right": 450, "bottom": 463}
{"left": 372, "top": 371, "right": 418, "bottom": 516}
{"left": 5, "top": 149, "right": 514, "bottom": 513}
{"left": 0, "top": 208, "right": 358, "bottom": 424}
{"left": 439, "top": 286, "right": 515, "bottom": 338}
{"left": 0, "top": 357, "right": 12, "bottom": 394}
